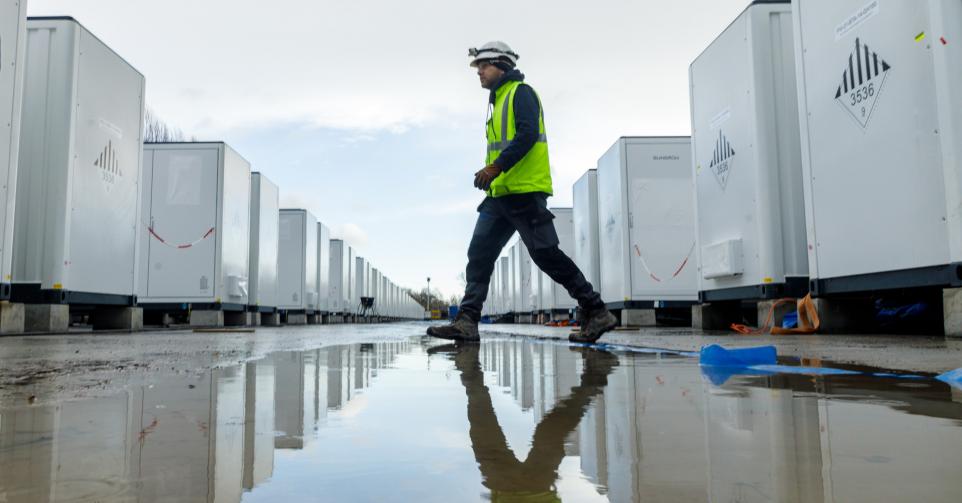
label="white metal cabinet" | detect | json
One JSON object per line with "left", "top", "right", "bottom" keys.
{"left": 370, "top": 268, "right": 380, "bottom": 308}
{"left": 354, "top": 256, "right": 367, "bottom": 308}
{"left": 15, "top": 17, "right": 145, "bottom": 303}
{"left": 249, "top": 173, "right": 279, "bottom": 310}
{"left": 316, "top": 222, "right": 330, "bottom": 312}
{"left": 511, "top": 240, "right": 534, "bottom": 313}
{"left": 495, "top": 257, "right": 513, "bottom": 314}
{"left": 597, "top": 137, "right": 698, "bottom": 307}
{"left": 506, "top": 251, "right": 516, "bottom": 314}
{"left": 572, "top": 170, "right": 600, "bottom": 291}
{"left": 144, "top": 147, "right": 218, "bottom": 299}
{"left": 140, "top": 143, "right": 251, "bottom": 307}
{"left": 532, "top": 266, "right": 543, "bottom": 313}
{"left": 690, "top": 2, "right": 808, "bottom": 301}
{"left": 329, "top": 239, "right": 352, "bottom": 313}
{"left": 346, "top": 245, "right": 354, "bottom": 307}
{"left": 539, "top": 208, "right": 577, "bottom": 312}
{"left": 0, "top": 0, "right": 27, "bottom": 299}
{"left": 364, "top": 262, "right": 371, "bottom": 302}
{"left": 277, "top": 209, "right": 318, "bottom": 311}
{"left": 793, "top": 0, "right": 962, "bottom": 294}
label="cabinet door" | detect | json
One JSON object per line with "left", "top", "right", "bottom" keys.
{"left": 146, "top": 148, "right": 218, "bottom": 299}
{"left": 277, "top": 213, "right": 306, "bottom": 308}
{"left": 626, "top": 141, "right": 698, "bottom": 300}
{"left": 597, "top": 143, "right": 628, "bottom": 303}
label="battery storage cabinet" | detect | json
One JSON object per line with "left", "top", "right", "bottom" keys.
{"left": 139, "top": 143, "right": 252, "bottom": 321}
{"left": 277, "top": 209, "right": 319, "bottom": 322}
{"left": 572, "top": 170, "right": 601, "bottom": 291}
{"left": 689, "top": 1, "right": 809, "bottom": 302}
{"left": 538, "top": 208, "right": 577, "bottom": 319}
{"left": 793, "top": 0, "right": 962, "bottom": 295}
{"left": 0, "top": 1, "right": 27, "bottom": 303}
{"left": 596, "top": 137, "right": 698, "bottom": 311}
{"left": 15, "top": 17, "right": 145, "bottom": 307}
{"left": 248, "top": 172, "right": 279, "bottom": 314}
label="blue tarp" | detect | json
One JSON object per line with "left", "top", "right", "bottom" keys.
{"left": 749, "top": 364, "right": 860, "bottom": 376}
{"left": 699, "top": 344, "right": 777, "bottom": 367}
{"left": 936, "top": 368, "right": 962, "bottom": 390}
{"left": 698, "top": 345, "right": 778, "bottom": 386}
{"left": 782, "top": 311, "right": 798, "bottom": 329}
{"left": 876, "top": 300, "right": 929, "bottom": 328}
{"left": 565, "top": 340, "right": 943, "bottom": 386}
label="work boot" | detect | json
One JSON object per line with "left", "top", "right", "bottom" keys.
{"left": 427, "top": 312, "right": 480, "bottom": 341}
{"left": 568, "top": 306, "right": 618, "bottom": 344}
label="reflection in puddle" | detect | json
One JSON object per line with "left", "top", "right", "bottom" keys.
{"left": 0, "top": 338, "right": 960, "bottom": 502}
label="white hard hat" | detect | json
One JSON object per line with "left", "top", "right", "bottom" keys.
{"left": 468, "top": 41, "right": 519, "bottom": 68}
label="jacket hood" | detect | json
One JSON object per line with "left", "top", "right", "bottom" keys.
{"left": 489, "top": 69, "right": 525, "bottom": 103}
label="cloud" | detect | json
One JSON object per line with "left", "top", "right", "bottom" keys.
{"left": 333, "top": 223, "right": 369, "bottom": 250}
{"left": 29, "top": 0, "right": 748, "bottom": 138}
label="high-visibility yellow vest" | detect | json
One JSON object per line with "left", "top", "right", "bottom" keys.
{"left": 485, "top": 81, "right": 553, "bottom": 197}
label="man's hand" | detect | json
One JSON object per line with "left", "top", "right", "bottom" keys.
{"left": 474, "top": 164, "right": 502, "bottom": 191}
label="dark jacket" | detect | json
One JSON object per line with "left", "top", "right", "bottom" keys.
{"left": 488, "top": 69, "right": 541, "bottom": 173}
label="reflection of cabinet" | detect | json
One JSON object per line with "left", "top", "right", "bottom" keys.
{"left": 0, "top": 407, "right": 57, "bottom": 502}
{"left": 601, "top": 359, "right": 708, "bottom": 501}
{"left": 132, "top": 367, "right": 247, "bottom": 502}
{"left": 597, "top": 137, "right": 697, "bottom": 306}
{"left": 274, "top": 351, "right": 307, "bottom": 450}
{"left": 244, "top": 359, "right": 276, "bottom": 490}
{"left": 704, "top": 387, "right": 823, "bottom": 503}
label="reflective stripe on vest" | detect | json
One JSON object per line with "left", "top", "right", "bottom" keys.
{"left": 486, "top": 89, "right": 548, "bottom": 152}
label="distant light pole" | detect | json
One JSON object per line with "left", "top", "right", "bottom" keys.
{"left": 426, "top": 277, "right": 431, "bottom": 319}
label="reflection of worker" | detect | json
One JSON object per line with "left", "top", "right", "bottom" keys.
{"left": 432, "top": 342, "right": 617, "bottom": 502}
{"left": 427, "top": 41, "right": 617, "bottom": 344}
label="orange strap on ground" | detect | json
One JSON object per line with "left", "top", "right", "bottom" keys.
{"left": 731, "top": 294, "right": 820, "bottom": 335}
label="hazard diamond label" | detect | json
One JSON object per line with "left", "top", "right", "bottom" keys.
{"left": 709, "top": 129, "right": 735, "bottom": 190}
{"left": 94, "top": 140, "right": 123, "bottom": 192}
{"left": 835, "top": 37, "right": 891, "bottom": 129}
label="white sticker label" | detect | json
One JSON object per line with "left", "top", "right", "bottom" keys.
{"left": 98, "top": 118, "right": 124, "bottom": 139}
{"left": 836, "top": 0, "right": 879, "bottom": 41}
{"left": 166, "top": 153, "right": 203, "bottom": 205}
{"left": 710, "top": 108, "right": 731, "bottom": 130}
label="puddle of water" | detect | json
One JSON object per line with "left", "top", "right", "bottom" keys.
{"left": 0, "top": 337, "right": 960, "bottom": 502}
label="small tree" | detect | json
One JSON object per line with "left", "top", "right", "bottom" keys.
{"left": 144, "top": 108, "right": 192, "bottom": 143}
{"left": 409, "top": 288, "right": 446, "bottom": 311}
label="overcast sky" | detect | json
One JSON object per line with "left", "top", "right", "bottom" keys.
{"left": 30, "top": 0, "right": 750, "bottom": 298}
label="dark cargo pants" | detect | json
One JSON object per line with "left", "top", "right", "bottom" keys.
{"left": 459, "top": 193, "right": 603, "bottom": 319}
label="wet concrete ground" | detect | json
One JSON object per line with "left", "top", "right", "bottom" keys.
{"left": 1, "top": 323, "right": 961, "bottom": 501}
{"left": 483, "top": 324, "right": 962, "bottom": 374}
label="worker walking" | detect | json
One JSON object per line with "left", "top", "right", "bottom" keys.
{"left": 427, "top": 41, "right": 618, "bottom": 343}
